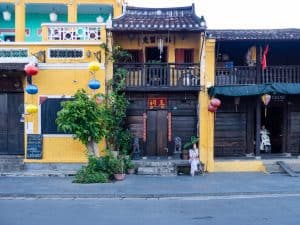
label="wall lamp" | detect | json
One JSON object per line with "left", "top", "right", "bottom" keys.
{"left": 31, "top": 50, "right": 46, "bottom": 63}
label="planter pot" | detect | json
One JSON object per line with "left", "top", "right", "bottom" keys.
{"left": 127, "top": 168, "right": 135, "bottom": 174}
{"left": 182, "top": 150, "right": 189, "bottom": 160}
{"left": 114, "top": 173, "right": 125, "bottom": 181}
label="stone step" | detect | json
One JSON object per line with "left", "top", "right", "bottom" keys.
{"left": 134, "top": 160, "right": 175, "bottom": 167}
{"left": 263, "top": 160, "right": 300, "bottom": 173}
{"left": 0, "top": 158, "right": 24, "bottom": 164}
{"left": 0, "top": 164, "right": 25, "bottom": 172}
{"left": 137, "top": 166, "right": 177, "bottom": 176}
{"left": 0, "top": 155, "right": 25, "bottom": 172}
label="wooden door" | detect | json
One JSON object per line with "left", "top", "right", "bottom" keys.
{"left": 0, "top": 94, "right": 8, "bottom": 154}
{"left": 146, "top": 110, "right": 168, "bottom": 156}
{"left": 0, "top": 93, "right": 24, "bottom": 155}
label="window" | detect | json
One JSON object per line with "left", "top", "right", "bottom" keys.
{"left": 41, "top": 98, "right": 71, "bottom": 134}
{"left": 175, "top": 49, "right": 194, "bottom": 64}
{"left": 126, "top": 50, "right": 143, "bottom": 63}
{"left": 48, "top": 48, "right": 84, "bottom": 59}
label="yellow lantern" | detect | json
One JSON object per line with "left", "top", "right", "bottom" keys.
{"left": 261, "top": 94, "right": 271, "bottom": 117}
{"left": 26, "top": 104, "right": 38, "bottom": 114}
{"left": 88, "top": 61, "right": 100, "bottom": 72}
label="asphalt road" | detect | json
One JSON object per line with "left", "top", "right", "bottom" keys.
{"left": 1, "top": 194, "right": 300, "bottom": 225}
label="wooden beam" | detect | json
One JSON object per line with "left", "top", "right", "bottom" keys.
{"left": 255, "top": 96, "right": 261, "bottom": 157}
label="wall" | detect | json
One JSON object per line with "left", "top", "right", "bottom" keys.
{"left": 1, "top": 43, "right": 106, "bottom": 163}
{"left": 113, "top": 32, "right": 202, "bottom": 63}
{"left": 0, "top": 0, "right": 122, "bottom": 42}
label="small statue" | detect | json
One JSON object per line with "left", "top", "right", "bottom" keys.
{"left": 132, "top": 137, "right": 141, "bottom": 160}
{"left": 174, "top": 136, "right": 182, "bottom": 154}
{"left": 133, "top": 137, "right": 140, "bottom": 153}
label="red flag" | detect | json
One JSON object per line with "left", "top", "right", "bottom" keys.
{"left": 262, "top": 45, "right": 269, "bottom": 70}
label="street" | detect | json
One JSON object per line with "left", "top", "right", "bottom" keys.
{"left": 1, "top": 194, "right": 300, "bottom": 225}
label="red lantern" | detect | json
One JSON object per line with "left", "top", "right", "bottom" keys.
{"left": 208, "top": 104, "right": 217, "bottom": 112}
{"left": 24, "top": 64, "right": 38, "bottom": 76}
{"left": 210, "top": 98, "right": 221, "bottom": 107}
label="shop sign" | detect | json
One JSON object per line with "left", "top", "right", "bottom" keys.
{"left": 147, "top": 97, "right": 167, "bottom": 109}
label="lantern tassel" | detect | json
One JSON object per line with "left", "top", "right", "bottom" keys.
{"left": 265, "top": 107, "right": 267, "bottom": 118}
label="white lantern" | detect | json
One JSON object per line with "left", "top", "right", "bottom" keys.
{"left": 2, "top": 10, "right": 11, "bottom": 21}
{"left": 96, "top": 15, "right": 104, "bottom": 23}
{"left": 49, "top": 12, "right": 58, "bottom": 22}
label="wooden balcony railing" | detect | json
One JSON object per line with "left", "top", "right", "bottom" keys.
{"left": 216, "top": 65, "right": 300, "bottom": 86}
{"left": 262, "top": 66, "right": 300, "bottom": 83}
{"left": 115, "top": 63, "right": 200, "bottom": 91}
{"left": 41, "top": 23, "right": 105, "bottom": 41}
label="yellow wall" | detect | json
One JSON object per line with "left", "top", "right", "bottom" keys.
{"left": 199, "top": 39, "right": 215, "bottom": 172}
{"left": 0, "top": 43, "right": 106, "bottom": 163}
{"left": 113, "top": 33, "right": 202, "bottom": 63}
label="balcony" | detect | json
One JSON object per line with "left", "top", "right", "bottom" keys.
{"left": 216, "top": 65, "right": 300, "bottom": 86}
{"left": 115, "top": 63, "right": 200, "bottom": 91}
{"left": 42, "top": 23, "right": 105, "bottom": 42}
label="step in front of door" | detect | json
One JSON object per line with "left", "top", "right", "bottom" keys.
{"left": 137, "top": 166, "right": 177, "bottom": 176}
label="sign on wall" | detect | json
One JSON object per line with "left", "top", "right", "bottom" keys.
{"left": 26, "top": 134, "right": 43, "bottom": 159}
{"left": 147, "top": 97, "right": 167, "bottom": 109}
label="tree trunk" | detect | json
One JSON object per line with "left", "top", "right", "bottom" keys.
{"left": 86, "top": 140, "right": 99, "bottom": 157}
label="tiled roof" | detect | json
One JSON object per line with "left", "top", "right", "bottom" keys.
{"left": 207, "top": 29, "right": 300, "bottom": 41}
{"left": 111, "top": 5, "right": 206, "bottom": 32}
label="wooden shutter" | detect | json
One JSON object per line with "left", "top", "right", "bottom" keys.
{"left": 175, "top": 49, "right": 185, "bottom": 64}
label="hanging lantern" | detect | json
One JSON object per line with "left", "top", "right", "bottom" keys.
{"left": 261, "top": 94, "right": 271, "bottom": 106}
{"left": 26, "top": 104, "right": 38, "bottom": 114}
{"left": 24, "top": 64, "right": 38, "bottom": 76}
{"left": 88, "top": 79, "right": 101, "bottom": 90}
{"left": 49, "top": 11, "right": 58, "bottom": 22}
{"left": 261, "top": 94, "right": 271, "bottom": 117}
{"left": 25, "top": 84, "right": 38, "bottom": 95}
{"left": 210, "top": 98, "right": 221, "bottom": 107}
{"left": 88, "top": 61, "right": 100, "bottom": 72}
{"left": 208, "top": 104, "right": 217, "bottom": 112}
{"left": 2, "top": 10, "right": 11, "bottom": 21}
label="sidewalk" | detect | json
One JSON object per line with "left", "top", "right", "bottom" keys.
{"left": 1, "top": 173, "right": 300, "bottom": 199}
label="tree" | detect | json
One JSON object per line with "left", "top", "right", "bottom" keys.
{"left": 56, "top": 90, "right": 106, "bottom": 156}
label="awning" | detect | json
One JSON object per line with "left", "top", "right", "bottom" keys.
{"left": 209, "top": 83, "right": 300, "bottom": 97}
{"left": 0, "top": 63, "right": 26, "bottom": 72}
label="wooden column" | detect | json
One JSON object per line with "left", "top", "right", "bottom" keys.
{"left": 246, "top": 99, "right": 254, "bottom": 155}
{"left": 256, "top": 44, "right": 262, "bottom": 84}
{"left": 68, "top": 0, "right": 77, "bottom": 23}
{"left": 255, "top": 96, "right": 261, "bottom": 157}
{"left": 282, "top": 98, "right": 288, "bottom": 154}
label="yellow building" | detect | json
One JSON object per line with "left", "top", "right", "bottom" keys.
{"left": 0, "top": 0, "right": 122, "bottom": 169}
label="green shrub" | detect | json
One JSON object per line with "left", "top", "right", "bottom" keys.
{"left": 73, "top": 166, "right": 109, "bottom": 184}
{"left": 123, "top": 156, "right": 134, "bottom": 170}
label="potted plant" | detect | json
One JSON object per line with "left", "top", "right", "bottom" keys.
{"left": 112, "top": 157, "right": 126, "bottom": 181}
{"left": 125, "top": 158, "right": 135, "bottom": 174}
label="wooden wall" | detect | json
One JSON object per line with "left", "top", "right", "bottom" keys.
{"left": 214, "top": 96, "right": 255, "bottom": 157}
{"left": 287, "top": 96, "right": 300, "bottom": 155}
{"left": 126, "top": 92, "right": 198, "bottom": 156}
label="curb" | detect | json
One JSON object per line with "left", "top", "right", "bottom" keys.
{"left": 1, "top": 191, "right": 300, "bottom": 200}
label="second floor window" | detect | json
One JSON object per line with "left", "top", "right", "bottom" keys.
{"left": 175, "top": 49, "right": 194, "bottom": 64}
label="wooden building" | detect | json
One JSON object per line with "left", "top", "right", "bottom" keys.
{"left": 111, "top": 5, "right": 206, "bottom": 158}
{"left": 208, "top": 29, "right": 300, "bottom": 158}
